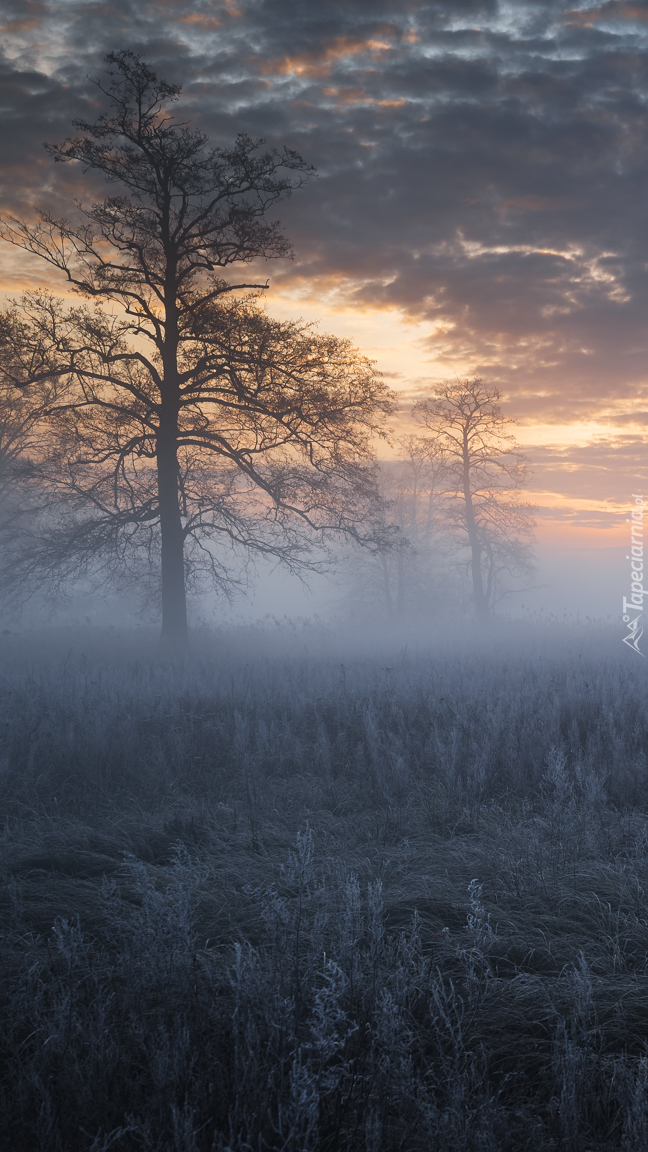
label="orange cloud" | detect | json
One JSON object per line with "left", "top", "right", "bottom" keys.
{"left": 322, "top": 86, "right": 367, "bottom": 104}
{"left": 566, "top": 3, "right": 648, "bottom": 25}
{"left": 178, "top": 13, "right": 223, "bottom": 30}
{"left": 0, "top": 16, "right": 41, "bottom": 34}
{"left": 174, "top": 0, "right": 241, "bottom": 21}
{"left": 258, "top": 34, "right": 395, "bottom": 79}
{"left": 0, "top": 0, "right": 44, "bottom": 34}
{"left": 497, "top": 196, "right": 585, "bottom": 212}
{"left": 321, "top": 86, "right": 406, "bottom": 108}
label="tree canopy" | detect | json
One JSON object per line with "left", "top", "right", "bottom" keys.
{"left": 0, "top": 52, "right": 394, "bottom": 643}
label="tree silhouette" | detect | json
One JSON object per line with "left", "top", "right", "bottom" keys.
{"left": 342, "top": 437, "right": 450, "bottom": 622}
{"left": 0, "top": 52, "right": 393, "bottom": 645}
{"left": 413, "top": 380, "right": 534, "bottom": 621}
{"left": 0, "top": 311, "right": 64, "bottom": 613}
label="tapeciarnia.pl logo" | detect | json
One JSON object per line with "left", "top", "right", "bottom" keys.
{"left": 622, "top": 494, "right": 645, "bottom": 656}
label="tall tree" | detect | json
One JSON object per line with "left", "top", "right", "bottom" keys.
{"left": 412, "top": 379, "right": 534, "bottom": 621}
{"left": 0, "top": 311, "right": 62, "bottom": 613}
{"left": 345, "top": 437, "right": 449, "bottom": 622}
{"left": 0, "top": 52, "right": 393, "bottom": 645}
{"left": 0, "top": 311, "right": 54, "bottom": 496}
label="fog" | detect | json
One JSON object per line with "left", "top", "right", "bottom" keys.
{"left": 503, "top": 541, "right": 625, "bottom": 623}
{"left": 237, "top": 540, "right": 625, "bottom": 625}
{"left": 3, "top": 562, "right": 647, "bottom": 1152}
{"left": 10, "top": 539, "right": 621, "bottom": 639}
{"left": 209, "top": 552, "right": 622, "bottom": 631}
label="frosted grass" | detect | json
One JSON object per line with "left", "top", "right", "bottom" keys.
{"left": 1, "top": 620, "right": 647, "bottom": 1149}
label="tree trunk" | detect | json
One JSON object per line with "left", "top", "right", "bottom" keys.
{"left": 381, "top": 553, "right": 394, "bottom": 618}
{"left": 157, "top": 321, "right": 187, "bottom": 651}
{"left": 158, "top": 272, "right": 188, "bottom": 650}
{"left": 157, "top": 425, "right": 187, "bottom": 649}
{"left": 463, "top": 441, "right": 489, "bottom": 622}
{"left": 465, "top": 512, "right": 488, "bottom": 621}
{"left": 396, "top": 548, "right": 405, "bottom": 620}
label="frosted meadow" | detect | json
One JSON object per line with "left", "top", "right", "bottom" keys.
{"left": 1, "top": 619, "right": 648, "bottom": 1150}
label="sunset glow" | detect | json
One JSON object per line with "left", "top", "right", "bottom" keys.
{"left": 1, "top": 0, "right": 647, "bottom": 605}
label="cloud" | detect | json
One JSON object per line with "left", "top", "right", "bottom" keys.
{"left": 565, "top": 3, "right": 648, "bottom": 28}
{"left": 177, "top": 13, "right": 223, "bottom": 30}
{"left": 257, "top": 33, "right": 400, "bottom": 79}
{"left": 0, "top": 0, "right": 647, "bottom": 445}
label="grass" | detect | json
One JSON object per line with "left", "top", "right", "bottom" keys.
{"left": 1, "top": 618, "right": 648, "bottom": 1150}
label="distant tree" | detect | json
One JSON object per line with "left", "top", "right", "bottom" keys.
{"left": 341, "top": 436, "right": 452, "bottom": 622}
{"left": 0, "top": 312, "right": 61, "bottom": 610}
{"left": 0, "top": 52, "right": 393, "bottom": 646}
{"left": 412, "top": 379, "right": 535, "bottom": 621}
{"left": 0, "top": 315, "right": 47, "bottom": 494}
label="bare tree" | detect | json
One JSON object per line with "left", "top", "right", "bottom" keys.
{"left": 412, "top": 379, "right": 535, "bottom": 621}
{"left": 0, "top": 312, "right": 64, "bottom": 613}
{"left": 0, "top": 52, "right": 393, "bottom": 646}
{"left": 341, "top": 436, "right": 451, "bottom": 622}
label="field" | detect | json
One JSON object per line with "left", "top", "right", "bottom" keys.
{"left": 1, "top": 619, "right": 648, "bottom": 1151}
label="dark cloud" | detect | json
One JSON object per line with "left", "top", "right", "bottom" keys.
{"left": 1, "top": 0, "right": 648, "bottom": 434}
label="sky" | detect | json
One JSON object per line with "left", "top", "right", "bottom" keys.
{"left": 1, "top": 0, "right": 647, "bottom": 616}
